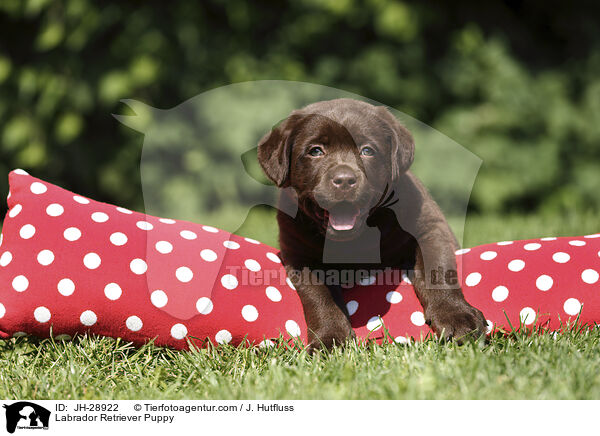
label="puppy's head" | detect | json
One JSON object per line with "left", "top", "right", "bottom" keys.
{"left": 258, "top": 98, "right": 414, "bottom": 241}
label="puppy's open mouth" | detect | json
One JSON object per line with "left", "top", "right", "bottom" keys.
{"left": 325, "top": 203, "right": 360, "bottom": 231}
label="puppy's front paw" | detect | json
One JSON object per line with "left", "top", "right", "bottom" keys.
{"left": 306, "top": 321, "right": 355, "bottom": 353}
{"left": 425, "top": 298, "right": 487, "bottom": 343}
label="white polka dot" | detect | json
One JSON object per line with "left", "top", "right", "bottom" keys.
{"left": 170, "top": 324, "right": 188, "bottom": 340}
{"left": 130, "top": 258, "right": 148, "bottom": 275}
{"left": 492, "top": 286, "right": 509, "bottom": 302}
{"left": 159, "top": 218, "right": 176, "bottom": 224}
{"left": 175, "top": 266, "right": 193, "bottom": 283}
{"left": 104, "top": 283, "right": 122, "bottom": 300}
{"left": 266, "top": 252, "right": 281, "bottom": 263}
{"left": 569, "top": 240, "right": 586, "bottom": 246}
{"left": 401, "top": 271, "right": 412, "bottom": 284}
{"left": 12, "top": 275, "right": 29, "bottom": 292}
{"left": 519, "top": 307, "right": 536, "bottom": 325}
{"left": 155, "top": 241, "right": 173, "bottom": 254}
{"left": 286, "top": 277, "right": 296, "bottom": 290}
{"left": 223, "top": 240, "right": 240, "bottom": 250}
{"left": 584, "top": 233, "right": 600, "bottom": 239}
{"left": 540, "top": 237, "right": 557, "bottom": 241}
{"left": 244, "top": 259, "right": 261, "bottom": 272}
{"left": 359, "top": 275, "right": 377, "bottom": 286}
{"left": 259, "top": 339, "right": 275, "bottom": 348}
{"left": 126, "top": 316, "right": 143, "bottom": 332}
{"left": 136, "top": 221, "right": 153, "bottom": 231}
{"left": 455, "top": 248, "right": 470, "bottom": 255}
{"left": 497, "top": 241, "right": 514, "bottom": 246}
{"left": 266, "top": 286, "right": 282, "bottom": 302}
{"left": 46, "top": 203, "right": 64, "bottom": 217}
{"left": 200, "top": 249, "right": 218, "bottom": 262}
{"left": 83, "top": 253, "right": 101, "bottom": 269}
{"left": 394, "top": 336, "right": 409, "bottom": 344}
{"left": 242, "top": 305, "right": 259, "bottom": 322}
{"left": 386, "top": 291, "right": 403, "bottom": 304}
{"left": 524, "top": 243, "right": 541, "bottom": 251}
{"left": 0, "top": 251, "right": 12, "bottom": 267}
{"left": 13, "top": 169, "right": 29, "bottom": 175}
{"left": 244, "top": 237, "right": 260, "bottom": 244}
{"left": 202, "top": 225, "right": 219, "bottom": 233}
{"left": 91, "top": 212, "right": 109, "bottom": 223}
{"left": 552, "top": 252, "right": 570, "bottom": 263}
{"left": 410, "top": 311, "right": 425, "bottom": 326}
{"left": 116, "top": 207, "right": 132, "bottom": 214}
{"left": 19, "top": 224, "right": 36, "bottom": 239}
{"left": 73, "top": 195, "right": 90, "bottom": 204}
{"left": 0, "top": 234, "right": 3, "bottom": 248}
{"left": 465, "top": 272, "right": 482, "bottom": 287}
{"left": 80, "top": 310, "right": 97, "bottom": 326}
{"left": 196, "top": 297, "right": 213, "bottom": 315}
{"left": 110, "top": 232, "right": 128, "bottom": 246}
{"left": 535, "top": 275, "right": 553, "bottom": 291}
{"left": 37, "top": 249, "right": 55, "bottom": 266}
{"left": 486, "top": 320, "right": 494, "bottom": 334}
{"left": 581, "top": 269, "right": 599, "bottom": 284}
{"left": 480, "top": 251, "right": 497, "bottom": 260}
{"left": 30, "top": 182, "right": 47, "bottom": 194}
{"left": 508, "top": 259, "right": 525, "bottom": 272}
{"left": 57, "top": 279, "right": 75, "bottom": 296}
{"left": 34, "top": 306, "right": 51, "bottom": 323}
{"left": 564, "top": 298, "right": 582, "bottom": 316}
{"left": 346, "top": 300, "right": 359, "bottom": 316}
{"left": 0, "top": 303, "right": 5, "bottom": 318}
{"left": 285, "top": 320, "right": 301, "bottom": 337}
{"left": 367, "top": 316, "right": 383, "bottom": 331}
{"left": 64, "top": 227, "right": 82, "bottom": 241}
{"left": 150, "top": 290, "right": 168, "bottom": 308}
{"left": 215, "top": 329, "right": 232, "bottom": 344}
{"left": 8, "top": 204, "right": 22, "bottom": 218}
{"left": 180, "top": 230, "right": 197, "bottom": 240}
{"left": 221, "top": 274, "right": 238, "bottom": 290}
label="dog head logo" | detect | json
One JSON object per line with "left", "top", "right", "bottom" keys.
{"left": 3, "top": 402, "right": 50, "bottom": 433}
{"left": 113, "top": 80, "right": 480, "bottom": 249}
{"left": 113, "top": 81, "right": 481, "bottom": 311}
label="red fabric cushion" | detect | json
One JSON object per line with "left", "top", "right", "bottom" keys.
{"left": 0, "top": 170, "right": 599, "bottom": 349}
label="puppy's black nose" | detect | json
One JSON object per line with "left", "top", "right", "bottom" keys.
{"left": 331, "top": 167, "right": 357, "bottom": 190}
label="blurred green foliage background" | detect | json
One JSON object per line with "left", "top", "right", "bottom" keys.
{"left": 0, "top": 0, "right": 599, "bottom": 243}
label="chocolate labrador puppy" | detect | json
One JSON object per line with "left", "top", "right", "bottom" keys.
{"left": 258, "top": 98, "right": 486, "bottom": 351}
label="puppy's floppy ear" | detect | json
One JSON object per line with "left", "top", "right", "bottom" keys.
{"left": 377, "top": 106, "right": 415, "bottom": 179}
{"left": 257, "top": 113, "right": 303, "bottom": 187}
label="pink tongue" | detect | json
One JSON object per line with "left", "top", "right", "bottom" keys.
{"left": 329, "top": 209, "right": 359, "bottom": 231}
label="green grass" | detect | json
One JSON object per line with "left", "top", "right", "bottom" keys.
{"left": 2, "top": 327, "right": 600, "bottom": 399}
{"left": 1, "top": 211, "right": 599, "bottom": 400}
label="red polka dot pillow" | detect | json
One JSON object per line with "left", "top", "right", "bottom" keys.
{"left": 0, "top": 170, "right": 599, "bottom": 349}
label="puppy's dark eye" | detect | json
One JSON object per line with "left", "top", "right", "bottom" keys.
{"left": 308, "top": 146, "right": 325, "bottom": 157}
{"left": 360, "top": 145, "right": 376, "bottom": 156}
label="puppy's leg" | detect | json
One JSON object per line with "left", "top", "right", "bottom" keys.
{"left": 392, "top": 172, "right": 487, "bottom": 342}
{"left": 412, "top": 243, "right": 487, "bottom": 342}
{"left": 285, "top": 265, "right": 354, "bottom": 352}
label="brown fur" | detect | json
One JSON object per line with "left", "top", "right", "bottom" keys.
{"left": 258, "top": 98, "right": 486, "bottom": 351}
